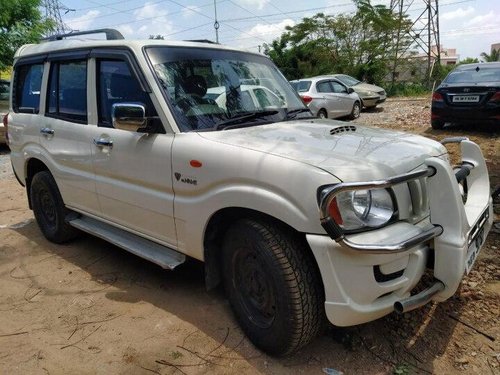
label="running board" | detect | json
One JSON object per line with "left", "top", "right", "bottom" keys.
{"left": 69, "top": 216, "right": 185, "bottom": 270}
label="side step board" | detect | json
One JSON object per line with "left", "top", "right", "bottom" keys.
{"left": 69, "top": 216, "right": 185, "bottom": 270}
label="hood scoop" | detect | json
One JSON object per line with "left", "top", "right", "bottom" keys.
{"left": 330, "top": 125, "right": 356, "bottom": 135}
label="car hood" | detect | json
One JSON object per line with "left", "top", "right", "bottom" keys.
{"left": 197, "top": 120, "right": 446, "bottom": 181}
{"left": 354, "top": 83, "right": 384, "bottom": 93}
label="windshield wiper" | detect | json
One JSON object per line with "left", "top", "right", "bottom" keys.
{"left": 214, "top": 110, "right": 280, "bottom": 130}
{"left": 285, "top": 107, "right": 313, "bottom": 120}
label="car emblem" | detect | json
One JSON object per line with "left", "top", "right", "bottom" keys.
{"left": 463, "top": 88, "right": 470, "bottom": 92}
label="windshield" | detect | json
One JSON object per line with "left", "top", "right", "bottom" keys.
{"left": 146, "top": 47, "right": 308, "bottom": 131}
{"left": 336, "top": 74, "right": 360, "bottom": 87}
{"left": 444, "top": 66, "right": 500, "bottom": 84}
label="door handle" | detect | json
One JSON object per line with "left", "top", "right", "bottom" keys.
{"left": 40, "top": 128, "right": 55, "bottom": 135}
{"left": 93, "top": 138, "right": 113, "bottom": 148}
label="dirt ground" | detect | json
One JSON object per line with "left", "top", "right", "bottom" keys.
{"left": 0, "top": 99, "right": 499, "bottom": 375}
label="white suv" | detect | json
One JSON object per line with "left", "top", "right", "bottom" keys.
{"left": 6, "top": 29, "right": 493, "bottom": 356}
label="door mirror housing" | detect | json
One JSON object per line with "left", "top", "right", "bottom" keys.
{"left": 347, "top": 87, "right": 355, "bottom": 94}
{"left": 112, "top": 103, "right": 146, "bottom": 131}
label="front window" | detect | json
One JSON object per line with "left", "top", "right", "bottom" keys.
{"left": 146, "top": 47, "right": 308, "bottom": 131}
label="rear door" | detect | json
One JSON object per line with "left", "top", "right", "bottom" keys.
{"left": 88, "top": 53, "right": 177, "bottom": 247}
{"left": 39, "top": 54, "right": 101, "bottom": 216}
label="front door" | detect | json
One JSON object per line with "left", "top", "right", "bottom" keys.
{"left": 89, "top": 57, "right": 177, "bottom": 248}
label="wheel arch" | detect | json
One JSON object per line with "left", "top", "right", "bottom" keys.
{"left": 25, "top": 158, "right": 51, "bottom": 209}
{"left": 203, "top": 207, "right": 321, "bottom": 291}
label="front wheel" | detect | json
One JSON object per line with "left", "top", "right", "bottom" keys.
{"left": 350, "top": 101, "right": 361, "bottom": 119}
{"left": 222, "top": 219, "right": 323, "bottom": 356}
{"left": 30, "top": 171, "right": 78, "bottom": 243}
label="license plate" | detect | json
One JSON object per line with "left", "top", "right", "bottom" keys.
{"left": 452, "top": 95, "right": 479, "bottom": 103}
{"left": 465, "top": 209, "right": 489, "bottom": 274}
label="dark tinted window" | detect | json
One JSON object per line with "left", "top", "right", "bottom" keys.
{"left": 97, "top": 59, "right": 160, "bottom": 130}
{"left": 47, "top": 60, "right": 87, "bottom": 123}
{"left": 14, "top": 64, "right": 43, "bottom": 113}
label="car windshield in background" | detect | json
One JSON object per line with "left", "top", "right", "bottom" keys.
{"left": 444, "top": 66, "right": 500, "bottom": 84}
{"left": 336, "top": 74, "right": 361, "bottom": 87}
{"left": 146, "top": 47, "right": 307, "bottom": 131}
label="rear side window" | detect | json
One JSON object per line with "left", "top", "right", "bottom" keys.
{"left": 296, "top": 80, "right": 311, "bottom": 92}
{"left": 14, "top": 64, "right": 43, "bottom": 113}
{"left": 47, "top": 60, "right": 87, "bottom": 123}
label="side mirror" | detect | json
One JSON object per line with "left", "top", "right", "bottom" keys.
{"left": 347, "top": 87, "right": 355, "bottom": 94}
{"left": 112, "top": 103, "right": 146, "bottom": 132}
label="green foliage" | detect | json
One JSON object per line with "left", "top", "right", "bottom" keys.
{"left": 459, "top": 57, "right": 479, "bottom": 65}
{"left": 264, "top": 0, "right": 414, "bottom": 86}
{"left": 386, "top": 82, "right": 430, "bottom": 97}
{"left": 0, "top": 0, "right": 54, "bottom": 70}
{"left": 480, "top": 48, "right": 500, "bottom": 62}
{"left": 149, "top": 34, "right": 165, "bottom": 40}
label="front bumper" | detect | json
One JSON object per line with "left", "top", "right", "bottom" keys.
{"left": 310, "top": 138, "right": 493, "bottom": 326}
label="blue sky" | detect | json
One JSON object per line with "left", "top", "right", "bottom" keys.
{"left": 59, "top": 0, "right": 500, "bottom": 59}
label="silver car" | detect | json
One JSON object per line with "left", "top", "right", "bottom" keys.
{"left": 332, "top": 74, "right": 386, "bottom": 108}
{"left": 290, "top": 76, "right": 361, "bottom": 119}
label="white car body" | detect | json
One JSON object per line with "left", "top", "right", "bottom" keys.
{"left": 6, "top": 33, "right": 493, "bottom": 352}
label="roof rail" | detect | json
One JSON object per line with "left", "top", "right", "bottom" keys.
{"left": 43, "top": 28, "right": 124, "bottom": 42}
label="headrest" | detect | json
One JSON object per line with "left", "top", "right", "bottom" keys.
{"left": 182, "top": 75, "right": 207, "bottom": 97}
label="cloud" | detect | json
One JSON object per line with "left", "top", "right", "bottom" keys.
{"left": 66, "top": 10, "right": 100, "bottom": 31}
{"left": 228, "top": 19, "right": 294, "bottom": 50}
{"left": 441, "top": 6, "right": 475, "bottom": 21}
{"left": 465, "top": 11, "right": 496, "bottom": 27}
{"left": 247, "top": 19, "right": 295, "bottom": 39}
{"left": 234, "top": 0, "right": 269, "bottom": 11}
{"left": 132, "top": 2, "right": 174, "bottom": 38}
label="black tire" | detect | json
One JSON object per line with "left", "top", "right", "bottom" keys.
{"left": 30, "top": 171, "right": 78, "bottom": 243}
{"left": 350, "top": 101, "right": 361, "bottom": 119}
{"left": 222, "top": 218, "right": 323, "bottom": 356}
{"left": 431, "top": 119, "right": 445, "bottom": 130}
{"left": 318, "top": 109, "right": 327, "bottom": 119}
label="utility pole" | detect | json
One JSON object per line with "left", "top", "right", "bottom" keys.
{"left": 214, "top": 0, "right": 220, "bottom": 43}
{"left": 42, "top": 0, "right": 74, "bottom": 35}
{"left": 389, "top": 0, "right": 440, "bottom": 87}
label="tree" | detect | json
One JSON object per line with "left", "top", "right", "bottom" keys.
{"left": 480, "top": 48, "right": 500, "bottom": 62}
{"left": 264, "top": 0, "right": 414, "bottom": 85}
{"left": 0, "top": 0, "right": 54, "bottom": 70}
{"left": 149, "top": 34, "right": 165, "bottom": 40}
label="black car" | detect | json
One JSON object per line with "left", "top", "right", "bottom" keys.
{"left": 431, "top": 62, "right": 500, "bottom": 129}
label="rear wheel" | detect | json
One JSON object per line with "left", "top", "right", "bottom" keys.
{"left": 350, "top": 101, "right": 361, "bottom": 119}
{"left": 30, "top": 171, "right": 78, "bottom": 243}
{"left": 431, "top": 119, "right": 445, "bottom": 129}
{"left": 318, "top": 109, "right": 327, "bottom": 119}
{"left": 222, "top": 218, "right": 323, "bottom": 356}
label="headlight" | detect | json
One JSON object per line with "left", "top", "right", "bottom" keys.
{"left": 329, "top": 188, "right": 395, "bottom": 231}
